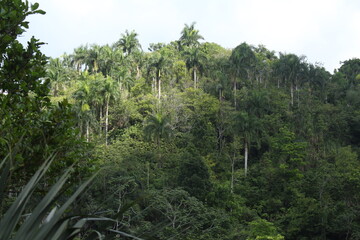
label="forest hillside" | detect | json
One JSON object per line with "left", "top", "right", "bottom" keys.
{"left": 1, "top": 1, "right": 360, "bottom": 239}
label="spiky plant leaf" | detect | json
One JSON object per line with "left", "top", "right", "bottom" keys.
{"left": 0, "top": 153, "right": 55, "bottom": 239}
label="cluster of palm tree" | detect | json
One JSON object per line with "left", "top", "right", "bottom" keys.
{"left": 46, "top": 30, "right": 145, "bottom": 145}
{"left": 46, "top": 23, "right": 333, "bottom": 170}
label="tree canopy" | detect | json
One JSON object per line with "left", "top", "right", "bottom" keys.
{"left": 2, "top": 5, "right": 360, "bottom": 239}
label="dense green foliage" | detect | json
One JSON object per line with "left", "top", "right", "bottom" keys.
{"left": 54, "top": 31, "right": 359, "bottom": 239}
{"left": 2, "top": 1, "right": 360, "bottom": 239}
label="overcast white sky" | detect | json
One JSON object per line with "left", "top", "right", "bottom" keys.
{"left": 21, "top": 0, "right": 360, "bottom": 72}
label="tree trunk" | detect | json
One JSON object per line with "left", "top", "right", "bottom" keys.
{"left": 99, "top": 107, "right": 103, "bottom": 137}
{"left": 244, "top": 140, "right": 248, "bottom": 176}
{"left": 158, "top": 77, "right": 161, "bottom": 101}
{"left": 290, "top": 82, "right": 294, "bottom": 106}
{"left": 136, "top": 65, "right": 141, "bottom": 79}
{"left": 156, "top": 70, "right": 161, "bottom": 101}
{"left": 105, "top": 99, "right": 109, "bottom": 146}
{"left": 86, "top": 120, "right": 89, "bottom": 142}
{"left": 193, "top": 69, "right": 197, "bottom": 89}
{"left": 53, "top": 84, "right": 58, "bottom": 97}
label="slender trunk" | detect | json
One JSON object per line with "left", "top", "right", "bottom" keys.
{"left": 53, "top": 84, "right": 58, "bottom": 97}
{"left": 105, "top": 98, "right": 109, "bottom": 146}
{"left": 290, "top": 82, "right": 294, "bottom": 106}
{"left": 99, "top": 106, "right": 103, "bottom": 137}
{"left": 157, "top": 71, "right": 161, "bottom": 101}
{"left": 86, "top": 120, "right": 89, "bottom": 142}
{"left": 244, "top": 140, "right": 248, "bottom": 176}
{"left": 136, "top": 65, "right": 141, "bottom": 79}
{"left": 219, "top": 88, "right": 222, "bottom": 101}
{"left": 193, "top": 69, "right": 197, "bottom": 89}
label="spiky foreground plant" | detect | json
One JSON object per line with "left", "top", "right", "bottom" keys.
{"left": 0, "top": 152, "right": 99, "bottom": 240}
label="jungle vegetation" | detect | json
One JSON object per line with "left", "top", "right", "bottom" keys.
{"left": 1, "top": 1, "right": 360, "bottom": 239}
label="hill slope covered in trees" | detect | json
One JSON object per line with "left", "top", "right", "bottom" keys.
{"left": 45, "top": 22, "right": 360, "bottom": 239}
{"left": 2, "top": 2, "right": 360, "bottom": 239}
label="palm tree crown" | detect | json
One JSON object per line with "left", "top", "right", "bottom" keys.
{"left": 116, "top": 30, "right": 141, "bottom": 56}
{"left": 179, "top": 22, "right": 204, "bottom": 48}
{"left": 144, "top": 113, "right": 172, "bottom": 146}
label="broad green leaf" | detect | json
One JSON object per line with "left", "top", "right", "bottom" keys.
{"left": 30, "top": 3, "right": 39, "bottom": 11}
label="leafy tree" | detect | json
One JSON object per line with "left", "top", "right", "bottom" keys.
{"left": 0, "top": 0, "right": 87, "bottom": 179}
{"left": 245, "top": 219, "right": 284, "bottom": 240}
{"left": 177, "top": 147, "right": 212, "bottom": 201}
{"left": 338, "top": 58, "right": 360, "bottom": 87}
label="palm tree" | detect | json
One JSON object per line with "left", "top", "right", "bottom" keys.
{"left": 143, "top": 112, "right": 173, "bottom": 184}
{"left": 102, "top": 76, "right": 119, "bottom": 145}
{"left": 274, "top": 53, "right": 307, "bottom": 106}
{"left": 183, "top": 47, "right": 206, "bottom": 89}
{"left": 72, "top": 73, "right": 93, "bottom": 141}
{"left": 98, "top": 45, "right": 116, "bottom": 77}
{"left": 116, "top": 30, "right": 141, "bottom": 57}
{"left": 234, "top": 111, "right": 259, "bottom": 176}
{"left": 85, "top": 44, "right": 101, "bottom": 73}
{"left": 253, "top": 45, "right": 277, "bottom": 86}
{"left": 143, "top": 113, "right": 172, "bottom": 147}
{"left": 46, "top": 58, "right": 69, "bottom": 97}
{"left": 230, "top": 42, "right": 256, "bottom": 108}
{"left": 71, "top": 45, "right": 88, "bottom": 72}
{"left": 179, "top": 22, "right": 204, "bottom": 49}
{"left": 147, "top": 50, "right": 172, "bottom": 100}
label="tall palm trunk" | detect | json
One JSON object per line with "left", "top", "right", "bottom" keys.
{"left": 105, "top": 98, "right": 109, "bottom": 146}
{"left": 290, "top": 82, "right": 294, "bottom": 106}
{"left": 157, "top": 74, "right": 161, "bottom": 101}
{"left": 86, "top": 120, "right": 89, "bottom": 142}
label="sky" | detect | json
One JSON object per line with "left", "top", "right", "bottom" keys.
{"left": 21, "top": 0, "right": 360, "bottom": 72}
